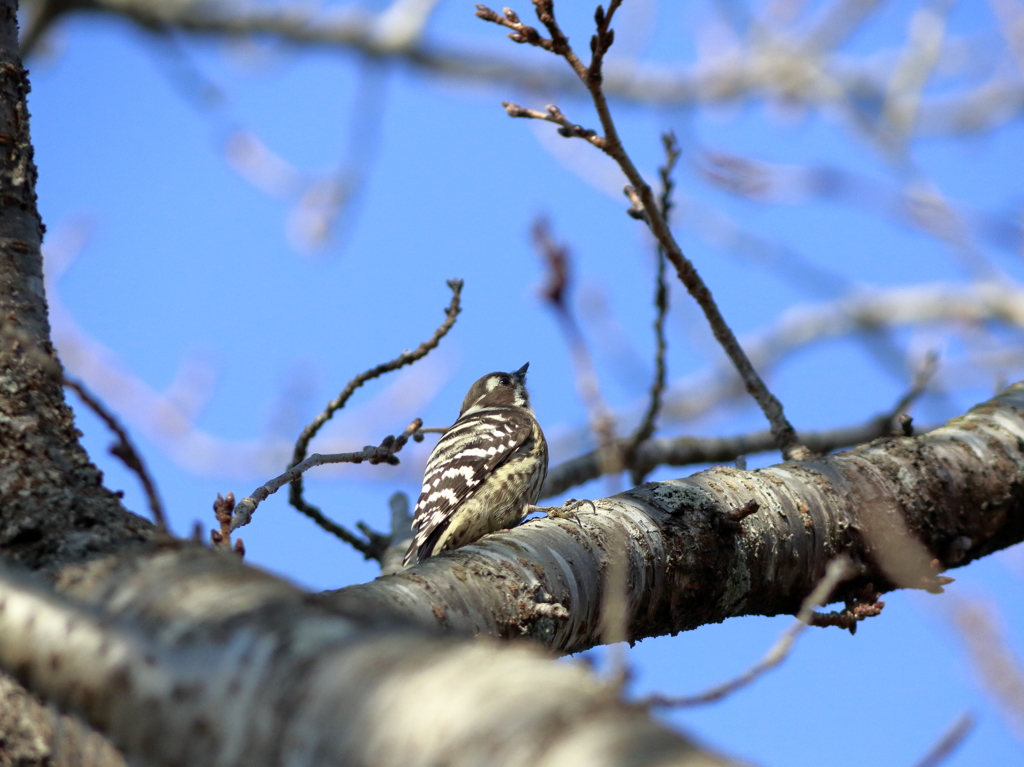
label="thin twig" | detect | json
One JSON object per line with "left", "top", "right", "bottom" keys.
{"left": 533, "top": 218, "right": 620, "bottom": 486}
{"left": 641, "top": 556, "right": 854, "bottom": 707}
{"left": 380, "top": 491, "right": 415, "bottom": 576}
{"left": 63, "top": 376, "right": 168, "bottom": 533}
{"left": 284, "top": 280, "right": 462, "bottom": 557}
{"left": 624, "top": 131, "right": 677, "bottom": 484}
{"left": 502, "top": 102, "right": 604, "bottom": 146}
{"left": 477, "top": 1, "right": 808, "bottom": 461}
{"left": 913, "top": 712, "right": 976, "bottom": 767}
{"left": 231, "top": 419, "right": 424, "bottom": 556}
{"left": 542, "top": 403, "right": 941, "bottom": 500}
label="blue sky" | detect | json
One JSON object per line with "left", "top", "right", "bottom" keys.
{"left": 27, "top": 1, "right": 1024, "bottom": 764}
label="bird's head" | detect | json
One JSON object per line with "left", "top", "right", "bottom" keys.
{"left": 458, "top": 362, "right": 532, "bottom": 417}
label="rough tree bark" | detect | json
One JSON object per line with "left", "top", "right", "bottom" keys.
{"left": 0, "top": 1, "right": 148, "bottom": 573}
{"left": 2, "top": 2, "right": 1023, "bottom": 766}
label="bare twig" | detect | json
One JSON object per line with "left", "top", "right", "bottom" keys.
{"left": 380, "top": 491, "right": 415, "bottom": 576}
{"left": 913, "top": 712, "right": 976, "bottom": 767}
{"left": 542, "top": 403, "right": 941, "bottom": 500}
{"left": 502, "top": 102, "right": 604, "bottom": 146}
{"left": 63, "top": 376, "right": 168, "bottom": 533}
{"left": 533, "top": 219, "right": 620, "bottom": 487}
{"left": 414, "top": 426, "right": 449, "bottom": 435}
{"left": 232, "top": 419, "right": 424, "bottom": 561}
{"left": 624, "top": 131, "right": 677, "bottom": 484}
{"left": 641, "top": 557, "right": 854, "bottom": 707}
{"left": 478, "top": 1, "right": 808, "bottom": 461}
{"left": 285, "top": 280, "right": 462, "bottom": 556}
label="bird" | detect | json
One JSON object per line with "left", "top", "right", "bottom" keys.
{"left": 403, "top": 363, "right": 548, "bottom": 566}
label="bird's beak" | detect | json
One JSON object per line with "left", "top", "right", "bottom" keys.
{"left": 514, "top": 362, "right": 530, "bottom": 382}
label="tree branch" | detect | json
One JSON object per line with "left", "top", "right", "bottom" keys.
{"left": 541, "top": 410, "right": 934, "bottom": 500}
{"left": 0, "top": 380, "right": 1018, "bottom": 767}
{"left": 0, "top": 547, "right": 737, "bottom": 767}
{"left": 640, "top": 556, "right": 859, "bottom": 707}
{"left": 323, "top": 383, "right": 1024, "bottom": 654}
{"left": 63, "top": 376, "right": 167, "bottom": 533}
{"left": 0, "top": 0, "right": 149, "bottom": 576}
{"left": 623, "top": 131, "right": 677, "bottom": 484}
{"left": 285, "top": 279, "right": 461, "bottom": 555}
{"left": 478, "top": 1, "right": 808, "bottom": 460}
{"left": 25, "top": 0, "right": 1024, "bottom": 140}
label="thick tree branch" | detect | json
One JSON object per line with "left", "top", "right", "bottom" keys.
{"left": 0, "top": 4, "right": 151, "bottom": 762}
{"left": 323, "top": 383, "right": 1024, "bottom": 654}
{"left": 0, "top": 547, "right": 735, "bottom": 767}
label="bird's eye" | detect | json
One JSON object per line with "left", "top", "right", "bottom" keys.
{"left": 499, "top": 376, "right": 511, "bottom": 386}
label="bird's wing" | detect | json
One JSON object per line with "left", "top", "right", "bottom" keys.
{"left": 406, "top": 409, "right": 532, "bottom": 563}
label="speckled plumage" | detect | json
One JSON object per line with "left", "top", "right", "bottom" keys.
{"left": 404, "top": 364, "right": 548, "bottom": 566}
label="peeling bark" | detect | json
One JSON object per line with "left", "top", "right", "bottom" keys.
{"left": 323, "top": 385, "right": 1024, "bottom": 654}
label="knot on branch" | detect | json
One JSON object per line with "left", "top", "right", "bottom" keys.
{"left": 718, "top": 500, "right": 759, "bottom": 534}
{"left": 520, "top": 584, "right": 570, "bottom": 631}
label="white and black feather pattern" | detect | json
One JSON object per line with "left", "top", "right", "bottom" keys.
{"left": 404, "top": 365, "right": 548, "bottom": 566}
